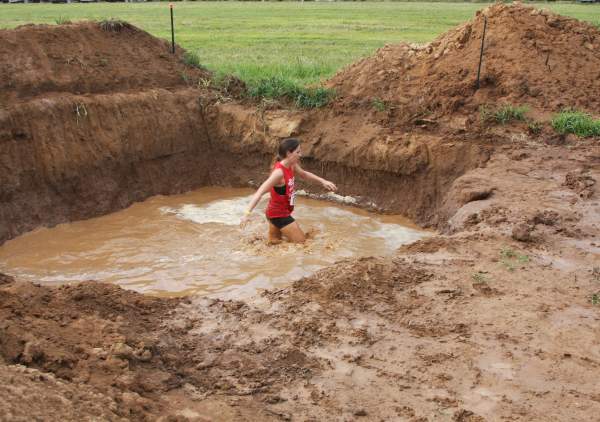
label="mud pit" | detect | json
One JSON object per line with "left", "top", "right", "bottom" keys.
{"left": 0, "top": 187, "right": 426, "bottom": 297}
{"left": 1, "top": 4, "right": 600, "bottom": 422}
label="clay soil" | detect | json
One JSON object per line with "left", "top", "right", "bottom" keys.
{"left": 328, "top": 3, "right": 600, "bottom": 131}
{"left": 1, "top": 4, "right": 599, "bottom": 421}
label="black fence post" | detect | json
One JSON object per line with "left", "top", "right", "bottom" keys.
{"left": 170, "top": 3, "right": 175, "bottom": 54}
{"left": 475, "top": 16, "right": 487, "bottom": 90}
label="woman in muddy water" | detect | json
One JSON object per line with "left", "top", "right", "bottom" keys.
{"left": 240, "top": 138, "right": 337, "bottom": 244}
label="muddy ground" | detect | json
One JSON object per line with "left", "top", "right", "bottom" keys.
{"left": 2, "top": 140, "right": 599, "bottom": 422}
{"left": 1, "top": 4, "right": 600, "bottom": 421}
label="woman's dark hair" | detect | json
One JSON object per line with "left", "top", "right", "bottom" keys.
{"left": 277, "top": 138, "right": 300, "bottom": 160}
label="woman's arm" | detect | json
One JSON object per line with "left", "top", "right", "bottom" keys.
{"left": 240, "top": 169, "right": 284, "bottom": 227}
{"left": 295, "top": 165, "right": 337, "bottom": 191}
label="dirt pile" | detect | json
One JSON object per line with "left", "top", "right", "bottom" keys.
{"left": 0, "top": 21, "right": 209, "bottom": 105}
{"left": 329, "top": 3, "right": 600, "bottom": 127}
{"left": 0, "top": 279, "right": 178, "bottom": 418}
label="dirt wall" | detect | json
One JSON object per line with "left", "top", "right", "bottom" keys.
{"left": 0, "top": 21, "right": 215, "bottom": 244}
{"left": 1, "top": 93, "right": 487, "bottom": 246}
{"left": 0, "top": 89, "right": 214, "bottom": 243}
{"left": 208, "top": 104, "right": 489, "bottom": 225}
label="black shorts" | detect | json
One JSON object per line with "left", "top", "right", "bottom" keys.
{"left": 268, "top": 216, "right": 295, "bottom": 229}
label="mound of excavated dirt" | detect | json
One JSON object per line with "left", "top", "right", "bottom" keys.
{"left": 0, "top": 21, "right": 210, "bottom": 105}
{"left": 329, "top": 3, "right": 600, "bottom": 126}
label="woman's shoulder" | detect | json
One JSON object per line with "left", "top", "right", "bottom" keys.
{"left": 270, "top": 166, "right": 284, "bottom": 177}
{"left": 274, "top": 161, "right": 295, "bottom": 172}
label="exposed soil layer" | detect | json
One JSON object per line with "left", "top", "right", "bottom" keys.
{"left": 329, "top": 3, "right": 600, "bottom": 131}
{"left": 207, "top": 103, "right": 489, "bottom": 226}
{"left": 2, "top": 5, "right": 600, "bottom": 421}
{"left": 1, "top": 88, "right": 214, "bottom": 244}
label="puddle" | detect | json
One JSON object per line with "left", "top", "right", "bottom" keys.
{"left": 0, "top": 187, "right": 428, "bottom": 298}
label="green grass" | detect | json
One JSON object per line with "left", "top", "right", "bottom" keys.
{"left": 494, "top": 105, "right": 529, "bottom": 124}
{"left": 372, "top": 97, "right": 387, "bottom": 112}
{"left": 551, "top": 110, "right": 600, "bottom": 138}
{"left": 472, "top": 271, "right": 490, "bottom": 283}
{"left": 500, "top": 247, "right": 529, "bottom": 272}
{"left": 183, "top": 51, "right": 206, "bottom": 70}
{"left": 54, "top": 16, "right": 71, "bottom": 25}
{"left": 247, "top": 75, "right": 334, "bottom": 108}
{"left": 480, "top": 104, "right": 529, "bottom": 125}
{"left": 2, "top": 2, "right": 600, "bottom": 88}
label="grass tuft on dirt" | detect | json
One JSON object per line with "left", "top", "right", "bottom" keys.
{"left": 527, "top": 120, "right": 543, "bottom": 135}
{"left": 372, "top": 97, "right": 387, "bottom": 112}
{"left": 500, "top": 247, "right": 529, "bottom": 272}
{"left": 480, "top": 104, "right": 529, "bottom": 125}
{"left": 494, "top": 105, "right": 529, "bottom": 125}
{"left": 247, "top": 76, "right": 334, "bottom": 109}
{"left": 551, "top": 110, "right": 600, "bottom": 138}
{"left": 183, "top": 51, "right": 206, "bottom": 71}
{"left": 98, "top": 18, "right": 129, "bottom": 32}
{"left": 54, "top": 16, "right": 71, "bottom": 25}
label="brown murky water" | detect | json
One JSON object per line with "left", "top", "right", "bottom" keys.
{"left": 0, "top": 187, "right": 428, "bottom": 298}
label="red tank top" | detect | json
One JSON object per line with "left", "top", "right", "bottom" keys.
{"left": 265, "top": 162, "right": 295, "bottom": 218}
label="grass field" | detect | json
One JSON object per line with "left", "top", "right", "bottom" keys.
{"left": 2, "top": 2, "right": 600, "bottom": 87}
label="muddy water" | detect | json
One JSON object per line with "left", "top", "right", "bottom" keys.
{"left": 0, "top": 187, "right": 428, "bottom": 298}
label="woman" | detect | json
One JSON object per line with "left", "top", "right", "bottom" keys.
{"left": 240, "top": 138, "right": 337, "bottom": 243}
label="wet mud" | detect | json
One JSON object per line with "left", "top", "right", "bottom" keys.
{"left": 1, "top": 4, "right": 600, "bottom": 421}
{"left": 0, "top": 187, "right": 426, "bottom": 297}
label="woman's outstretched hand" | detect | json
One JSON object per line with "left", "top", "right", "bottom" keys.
{"left": 322, "top": 180, "right": 337, "bottom": 192}
{"left": 240, "top": 213, "right": 251, "bottom": 229}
